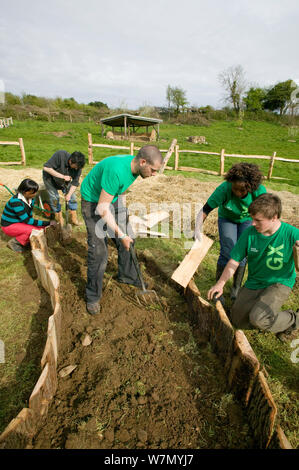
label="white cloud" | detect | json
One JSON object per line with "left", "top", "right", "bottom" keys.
{"left": 0, "top": 0, "right": 298, "bottom": 108}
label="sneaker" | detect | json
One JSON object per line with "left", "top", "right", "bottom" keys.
{"left": 86, "top": 302, "right": 100, "bottom": 315}
{"left": 7, "top": 238, "right": 25, "bottom": 253}
{"left": 276, "top": 311, "right": 299, "bottom": 343}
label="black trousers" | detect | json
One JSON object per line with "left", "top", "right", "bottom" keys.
{"left": 81, "top": 198, "right": 138, "bottom": 303}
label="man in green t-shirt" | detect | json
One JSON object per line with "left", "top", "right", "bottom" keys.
{"left": 207, "top": 193, "right": 299, "bottom": 343}
{"left": 80, "top": 145, "right": 162, "bottom": 315}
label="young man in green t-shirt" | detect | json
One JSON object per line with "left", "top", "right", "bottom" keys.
{"left": 80, "top": 145, "right": 162, "bottom": 315}
{"left": 207, "top": 193, "right": 299, "bottom": 342}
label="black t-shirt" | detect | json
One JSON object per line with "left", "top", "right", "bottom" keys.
{"left": 43, "top": 150, "right": 81, "bottom": 189}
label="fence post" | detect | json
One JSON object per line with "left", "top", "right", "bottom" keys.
{"left": 159, "top": 139, "right": 177, "bottom": 174}
{"left": 88, "top": 133, "right": 93, "bottom": 165}
{"left": 175, "top": 145, "right": 179, "bottom": 171}
{"left": 267, "top": 152, "right": 276, "bottom": 180}
{"left": 130, "top": 142, "right": 134, "bottom": 155}
{"left": 220, "top": 149, "right": 225, "bottom": 176}
{"left": 19, "top": 138, "right": 26, "bottom": 166}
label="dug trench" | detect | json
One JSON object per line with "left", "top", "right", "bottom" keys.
{"left": 32, "top": 231, "right": 256, "bottom": 449}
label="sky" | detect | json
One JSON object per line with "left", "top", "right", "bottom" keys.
{"left": 0, "top": 0, "right": 298, "bottom": 110}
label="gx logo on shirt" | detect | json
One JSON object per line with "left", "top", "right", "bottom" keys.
{"left": 266, "top": 244, "right": 284, "bottom": 270}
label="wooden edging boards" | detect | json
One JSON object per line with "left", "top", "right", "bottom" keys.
{"left": 185, "top": 280, "right": 292, "bottom": 449}
{"left": 0, "top": 227, "right": 293, "bottom": 449}
{"left": 0, "top": 228, "right": 60, "bottom": 449}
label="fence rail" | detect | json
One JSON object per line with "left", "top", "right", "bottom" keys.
{"left": 87, "top": 134, "right": 299, "bottom": 180}
{"left": 0, "top": 138, "right": 26, "bottom": 165}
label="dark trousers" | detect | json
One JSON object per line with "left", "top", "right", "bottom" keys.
{"left": 231, "top": 283, "right": 294, "bottom": 333}
{"left": 218, "top": 217, "right": 252, "bottom": 267}
{"left": 81, "top": 198, "right": 138, "bottom": 303}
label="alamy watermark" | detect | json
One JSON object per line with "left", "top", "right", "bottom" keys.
{"left": 94, "top": 201, "right": 203, "bottom": 249}
{"left": 0, "top": 340, "right": 5, "bottom": 364}
{"left": 290, "top": 339, "right": 299, "bottom": 364}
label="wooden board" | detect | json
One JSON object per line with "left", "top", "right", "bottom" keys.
{"left": 141, "top": 210, "right": 169, "bottom": 228}
{"left": 171, "top": 235, "right": 213, "bottom": 287}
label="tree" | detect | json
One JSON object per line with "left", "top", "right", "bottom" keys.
{"left": 166, "top": 85, "right": 188, "bottom": 114}
{"left": 243, "top": 87, "right": 267, "bottom": 112}
{"left": 264, "top": 80, "right": 298, "bottom": 115}
{"left": 88, "top": 101, "right": 108, "bottom": 109}
{"left": 218, "top": 65, "right": 247, "bottom": 113}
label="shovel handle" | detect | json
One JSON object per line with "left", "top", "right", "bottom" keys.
{"left": 129, "top": 244, "right": 147, "bottom": 291}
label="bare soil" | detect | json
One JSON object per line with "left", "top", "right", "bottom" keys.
{"left": 32, "top": 233, "right": 255, "bottom": 449}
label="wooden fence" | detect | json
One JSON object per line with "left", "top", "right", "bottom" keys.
{"left": 0, "top": 138, "right": 26, "bottom": 165}
{"left": 0, "top": 117, "right": 13, "bottom": 128}
{"left": 88, "top": 133, "right": 299, "bottom": 180}
{"left": 87, "top": 133, "right": 173, "bottom": 165}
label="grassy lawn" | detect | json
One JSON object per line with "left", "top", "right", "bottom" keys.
{"left": 0, "top": 119, "right": 298, "bottom": 447}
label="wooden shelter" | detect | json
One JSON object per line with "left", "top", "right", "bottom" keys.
{"left": 100, "top": 113, "right": 163, "bottom": 140}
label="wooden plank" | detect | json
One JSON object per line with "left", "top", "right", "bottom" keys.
{"left": 210, "top": 300, "right": 235, "bottom": 371}
{"left": 141, "top": 210, "right": 169, "bottom": 228}
{"left": 92, "top": 143, "right": 130, "bottom": 150}
{"left": 0, "top": 141, "right": 20, "bottom": 145}
{"left": 174, "top": 144, "right": 179, "bottom": 170}
{"left": 268, "top": 425, "right": 293, "bottom": 449}
{"left": 185, "top": 280, "right": 212, "bottom": 341}
{"left": 171, "top": 235, "right": 213, "bottom": 288}
{"left": 0, "top": 408, "right": 37, "bottom": 448}
{"left": 159, "top": 138, "right": 177, "bottom": 174}
{"left": 219, "top": 148, "right": 225, "bottom": 176}
{"left": 135, "top": 229, "right": 167, "bottom": 238}
{"left": 29, "top": 363, "right": 56, "bottom": 418}
{"left": 87, "top": 133, "right": 93, "bottom": 164}
{"left": 247, "top": 371, "right": 278, "bottom": 448}
{"left": 228, "top": 330, "right": 260, "bottom": 405}
{"left": 177, "top": 166, "right": 219, "bottom": 175}
{"left": 0, "top": 161, "right": 22, "bottom": 165}
{"left": 267, "top": 151, "right": 276, "bottom": 179}
{"left": 19, "top": 138, "right": 26, "bottom": 165}
{"left": 178, "top": 149, "right": 220, "bottom": 156}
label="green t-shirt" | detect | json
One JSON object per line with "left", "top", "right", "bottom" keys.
{"left": 80, "top": 155, "right": 137, "bottom": 203}
{"left": 207, "top": 181, "right": 267, "bottom": 223}
{"left": 230, "top": 222, "right": 299, "bottom": 289}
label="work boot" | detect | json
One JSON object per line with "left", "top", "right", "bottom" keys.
{"left": 230, "top": 265, "right": 246, "bottom": 301}
{"left": 276, "top": 310, "right": 299, "bottom": 343}
{"left": 69, "top": 210, "right": 82, "bottom": 226}
{"left": 215, "top": 264, "right": 226, "bottom": 307}
{"left": 55, "top": 211, "right": 64, "bottom": 227}
{"left": 86, "top": 302, "right": 101, "bottom": 315}
{"left": 7, "top": 238, "right": 25, "bottom": 253}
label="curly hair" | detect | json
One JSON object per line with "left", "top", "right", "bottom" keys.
{"left": 225, "top": 162, "right": 263, "bottom": 192}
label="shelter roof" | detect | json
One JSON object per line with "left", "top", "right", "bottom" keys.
{"left": 100, "top": 113, "right": 162, "bottom": 127}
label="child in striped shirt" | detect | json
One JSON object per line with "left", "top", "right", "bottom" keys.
{"left": 1, "top": 178, "right": 55, "bottom": 252}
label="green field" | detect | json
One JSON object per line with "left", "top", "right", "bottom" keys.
{"left": 0, "top": 119, "right": 298, "bottom": 447}
{"left": 0, "top": 119, "right": 298, "bottom": 189}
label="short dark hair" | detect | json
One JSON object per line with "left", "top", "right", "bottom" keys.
{"left": 69, "top": 151, "right": 86, "bottom": 169}
{"left": 17, "top": 178, "right": 39, "bottom": 194}
{"left": 136, "top": 145, "right": 163, "bottom": 165}
{"left": 249, "top": 193, "right": 282, "bottom": 219}
{"left": 225, "top": 162, "right": 263, "bottom": 192}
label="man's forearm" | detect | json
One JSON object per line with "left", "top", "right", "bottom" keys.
{"left": 96, "top": 204, "right": 124, "bottom": 237}
{"left": 217, "top": 259, "right": 239, "bottom": 285}
{"left": 43, "top": 167, "right": 66, "bottom": 179}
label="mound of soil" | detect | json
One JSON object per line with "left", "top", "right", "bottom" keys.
{"left": 32, "top": 233, "right": 255, "bottom": 449}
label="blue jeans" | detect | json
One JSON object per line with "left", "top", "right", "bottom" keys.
{"left": 218, "top": 217, "right": 252, "bottom": 267}
{"left": 43, "top": 177, "right": 77, "bottom": 212}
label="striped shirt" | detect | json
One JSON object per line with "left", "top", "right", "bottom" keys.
{"left": 1, "top": 194, "right": 50, "bottom": 228}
